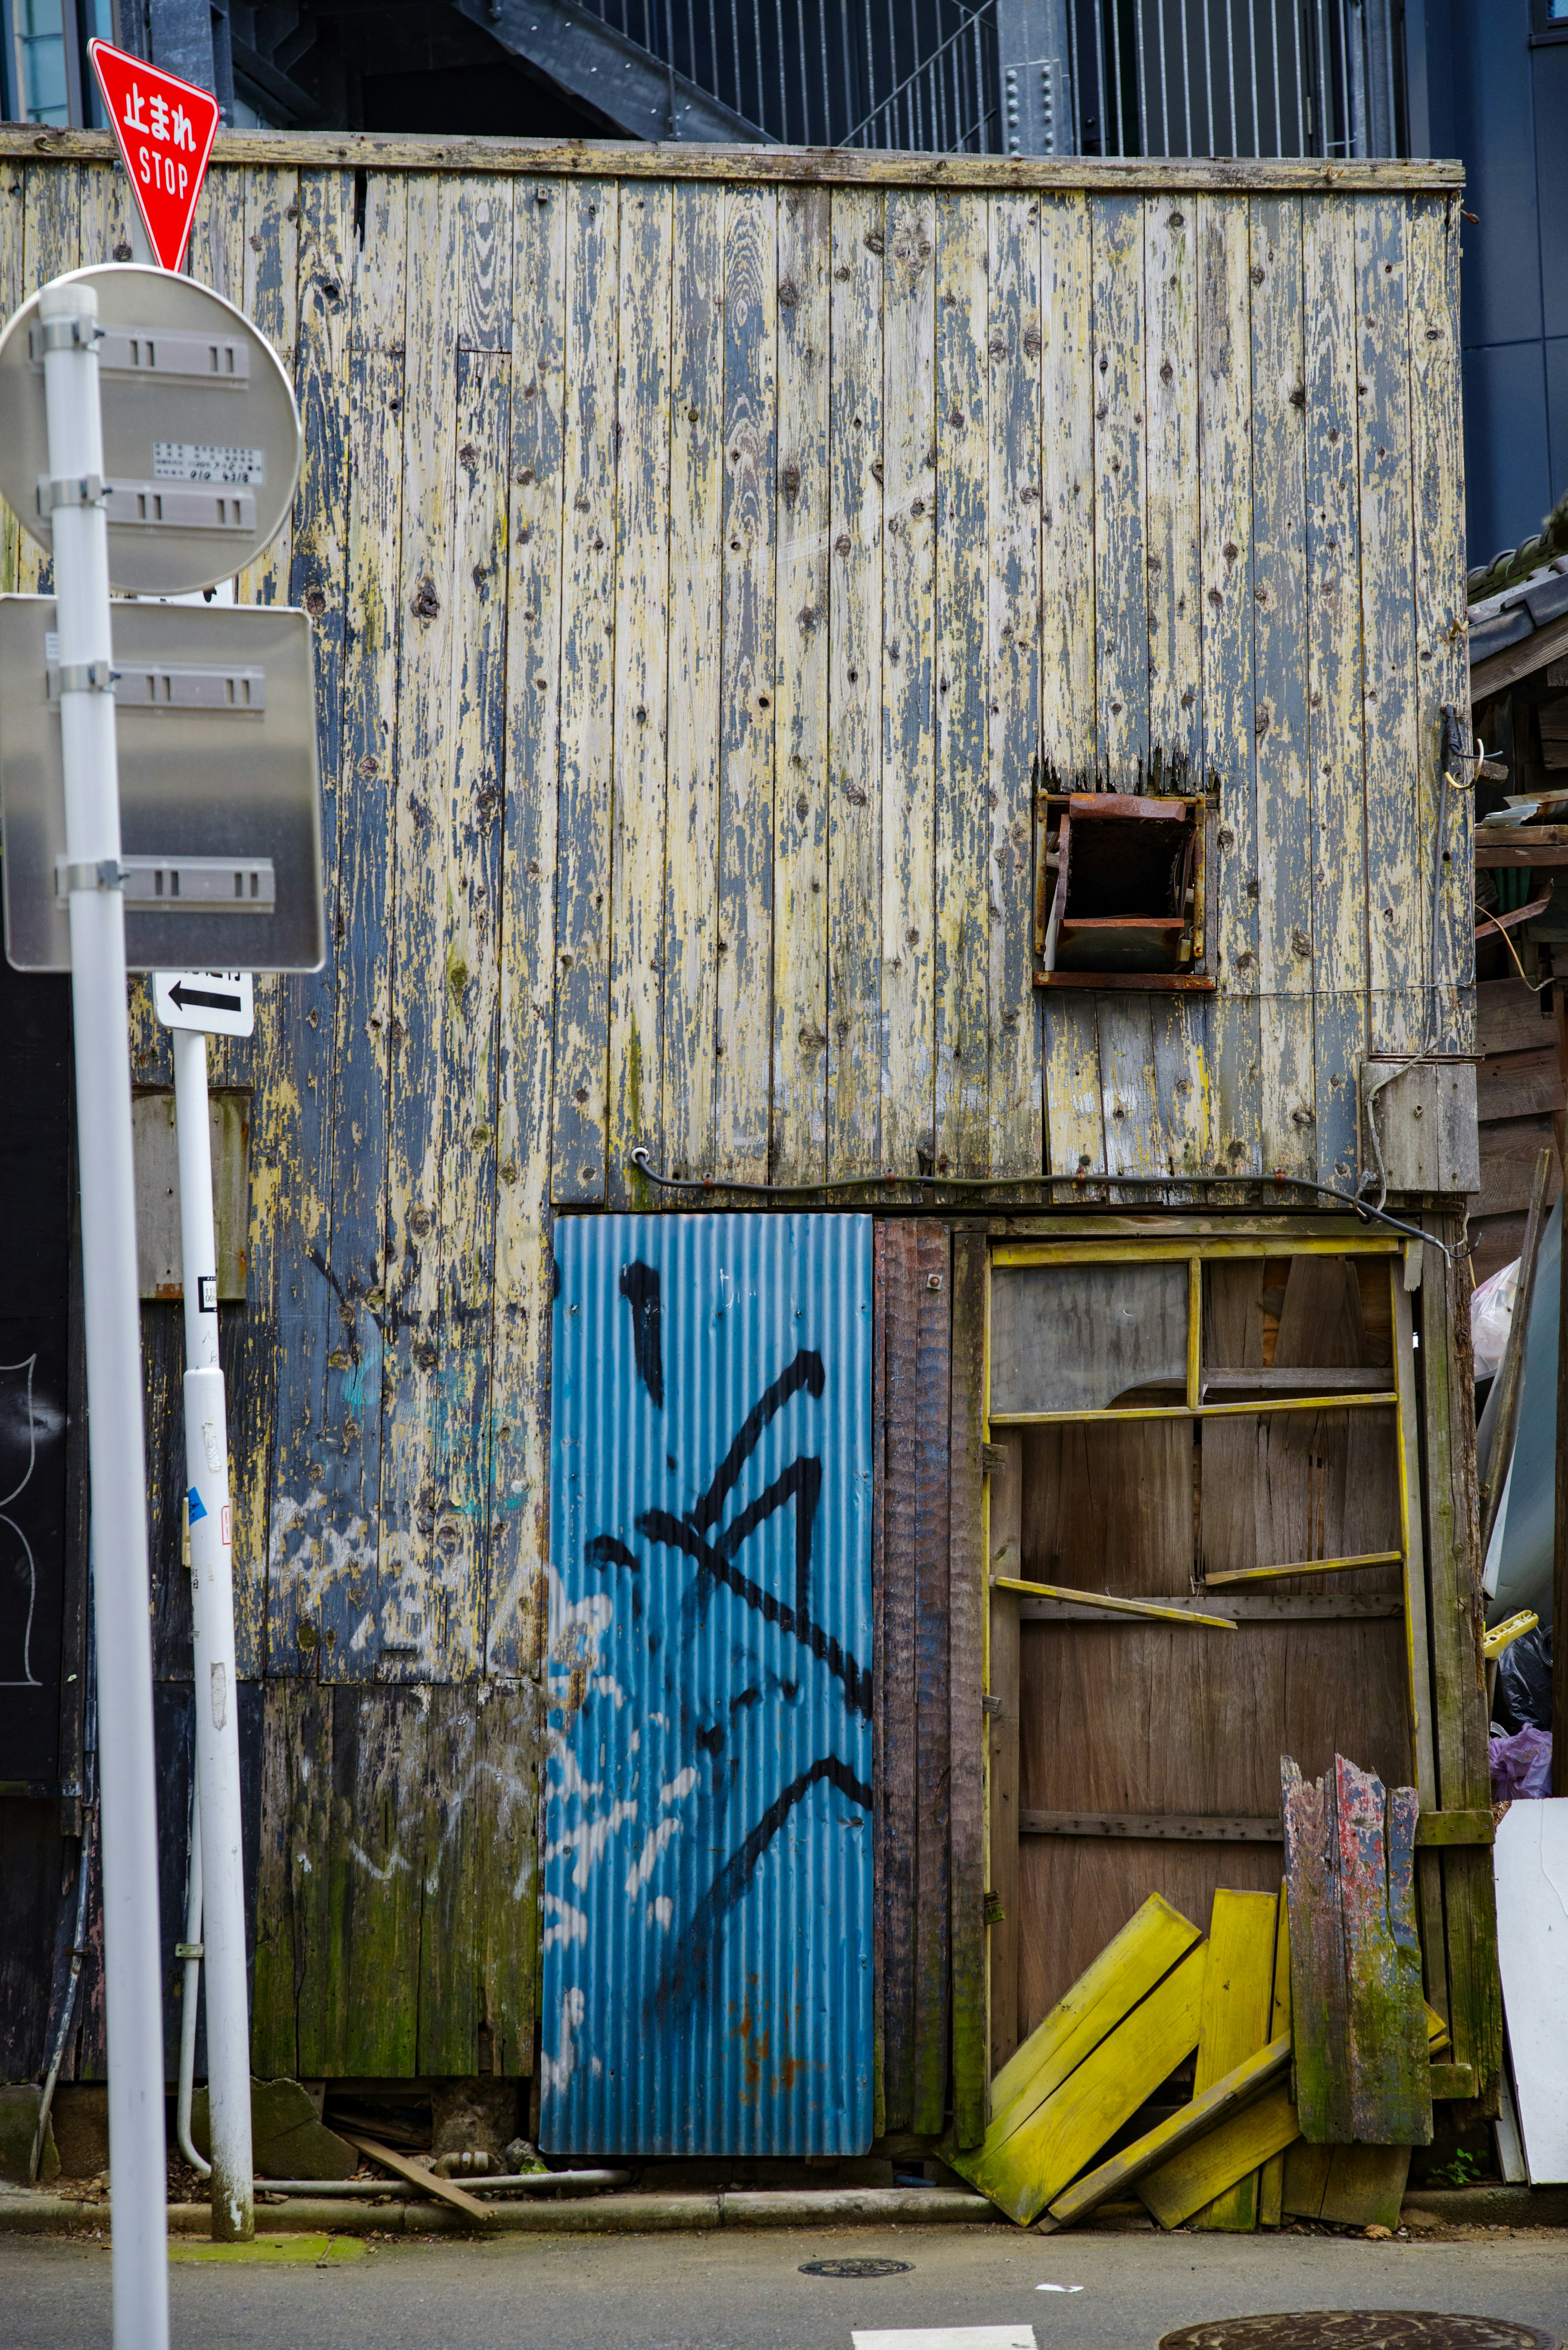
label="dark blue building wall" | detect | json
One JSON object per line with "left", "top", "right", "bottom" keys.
{"left": 1420, "top": 0, "right": 1568, "bottom": 568}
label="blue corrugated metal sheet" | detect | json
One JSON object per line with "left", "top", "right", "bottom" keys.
{"left": 542, "top": 1214, "right": 874, "bottom": 2156}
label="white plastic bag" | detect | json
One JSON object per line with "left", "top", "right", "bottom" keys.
{"left": 1472, "top": 1257, "right": 1520, "bottom": 1381}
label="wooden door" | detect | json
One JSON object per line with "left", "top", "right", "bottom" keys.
{"left": 985, "top": 1233, "right": 1429, "bottom": 2065}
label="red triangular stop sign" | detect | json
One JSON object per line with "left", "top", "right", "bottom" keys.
{"left": 89, "top": 40, "right": 219, "bottom": 274}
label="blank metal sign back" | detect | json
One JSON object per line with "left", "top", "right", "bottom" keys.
{"left": 0, "top": 596, "right": 324, "bottom": 973}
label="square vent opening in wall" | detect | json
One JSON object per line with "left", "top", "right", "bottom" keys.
{"left": 1035, "top": 792, "right": 1214, "bottom": 992}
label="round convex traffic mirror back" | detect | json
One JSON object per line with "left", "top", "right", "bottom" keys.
{"left": 0, "top": 264, "right": 301, "bottom": 595}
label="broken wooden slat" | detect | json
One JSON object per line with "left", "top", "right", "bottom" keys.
{"left": 1337, "top": 1758, "right": 1432, "bottom": 2147}
{"left": 1141, "top": 2080, "right": 1300, "bottom": 2232}
{"left": 1204, "top": 1549, "right": 1403, "bottom": 1589}
{"left": 1047, "top": 2029, "right": 1290, "bottom": 2230}
{"left": 341, "top": 2130, "right": 494, "bottom": 2223}
{"left": 994, "top": 1574, "right": 1236, "bottom": 1631}
{"left": 1190, "top": 1887, "right": 1278, "bottom": 2229}
{"left": 957, "top": 1939, "right": 1208, "bottom": 2226}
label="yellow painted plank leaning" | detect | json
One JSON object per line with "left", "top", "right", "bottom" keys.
{"left": 1140, "top": 2080, "right": 1301, "bottom": 2230}
{"left": 1258, "top": 1880, "right": 1292, "bottom": 2225}
{"left": 959, "top": 1940, "right": 1208, "bottom": 2226}
{"left": 1189, "top": 1885, "right": 1279, "bottom": 2230}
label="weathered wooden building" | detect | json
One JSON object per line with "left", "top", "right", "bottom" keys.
{"left": 0, "top": 127, "right": 1497, "bottom": 2156}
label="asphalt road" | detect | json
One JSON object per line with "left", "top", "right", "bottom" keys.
{"left": 2, "top": 2222, "right": 1566, "bottom": 2350}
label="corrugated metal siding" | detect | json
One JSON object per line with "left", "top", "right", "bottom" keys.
{"left": 543, "top": 1213, "right": 874, "bottom": 2155}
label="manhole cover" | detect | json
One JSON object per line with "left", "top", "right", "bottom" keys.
{"left": 1160, "top": 2319, "right": 1561, "bottom": 2350}
{"left": 800, "top": 2257, "right": 913, "bottom": 2278}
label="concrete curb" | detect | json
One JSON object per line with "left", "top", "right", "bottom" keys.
{"left": 3, "top": 2185, "right": 997, "bottom": 2239}
{"left": 1402, "top": 2186, "right": 1568, "bottom": 2229}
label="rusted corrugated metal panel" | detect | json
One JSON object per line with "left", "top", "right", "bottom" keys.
{"left": 543, "top": 1212, "right": 873, "bottom": 2154}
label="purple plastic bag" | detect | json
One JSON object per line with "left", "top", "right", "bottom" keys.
{"left": 1490, "top": 1725, "right": 1553, "bottom": 1802}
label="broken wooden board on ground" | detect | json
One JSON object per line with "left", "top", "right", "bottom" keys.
{"left": 1138, "top": 2080, "right": 1301, "bottom": 2230}
{"left": 1281, "top": 2138, "right": 1412, "bottom": 2230}
{"left": 951, "top": 1892, "right": 1201, "bottom": 2221}
{"left": 953, "top": 1920, "right": 1207, "bottom": 2226}
{"left": 1044, "top": 2033, "right": 1292, "bottom": 2230}
{"left": 1189, "top": 1887, "right": 1278, "bottom": 2230}
{"left": 338, "top": 2129, "right": 494, "bottom": 2223}
{"left": 1282, "top": 1753, "right": 1432, "bottom": 2147}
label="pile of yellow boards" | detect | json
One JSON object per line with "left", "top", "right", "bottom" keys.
{"left": 950, "top": 1891, "right": 1447, "bottom": 2232}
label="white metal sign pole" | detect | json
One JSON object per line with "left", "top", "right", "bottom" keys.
{"left": 39, "top": 276, "right": 169, "bottom": 2347}
{"left": 171, "top": 1026, "right": 254, "bottom": 2239}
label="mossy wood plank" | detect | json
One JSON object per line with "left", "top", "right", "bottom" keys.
{"left": 339, "top": 1689, "right": 423, "bottom": 2075}
{"left": 949, "top": 1231, "right": 988, "bottom": 2147}
{"left": 771, "top": 183, "right": 831, "bottom": 1185}
{"left": 1303, "top": 199, "right": 1365, "bottom": 1187}
{"left": 1355, "top": 198, "right": 1422, "bottom": 1058}
{"left": 1038, "top": 192, "right": 1094, "bottom": 798}
{"left": 879, "top": 1222, "right": 920, "bottom": 2131}
{"left": 986, "top": 194, "right": 1044, "bottom": 1184}
{"left": 252, "top": 1682, "right": 334, "bottom": 2077}
{"left": 267, "top": 168, "right": 354, "bottom": 1681}
{"left": 1189, "top": 1887, "right": 1278, "bottom": 2229}
{"left": 550, "top": 178, "right": 619, "bottom": 1203}
{"left": 880, "top": 190, "right": 936, "bottom": 1184}
{"left": 1140, "top": 2080, "right": 1300, "bottom": 2230}
{"left": 1091, "top": 192, "right": 1146, "bottom": 787}
{"left": 488, "top": 176, "right": 567, "bottom": 1676}
{"left": 911, "top": 1222, "right": 953, "bottom": 2134}
{"left": 376, "top": 176, "right": 467, "bottom": 1680}
{"left": 1282, "top": 1755, "right": 1352, "bottom": 2141}
{"left": 1258, "top": 1880, "right": 1292, "bottom": 2225}
{"left": 1283, "top": 2138, "right": 1411, "bottom": 2229}
{"left": 662, "top": 180, "right": 724, "bottom": 1184}
{"left": 608, "top": 179, "right": 673, "bottom": 1208}
{"left": 1144, "top": 191, "right": 1201, "bottom": 789}
{"left": 1408, "top": 200, "right": 1471, "bottom": 1050}
{"left": 1335, "top": 1759, "right": 1430, "bottom": 2146}
{"left": 979, "top": 1891, "right": 1202, "bottom": 2146}
{"left": 473, "top": 1683, "right": 539, "bottom": 2073}
{"left": 714, "top": 183, "right": 776, "bottom": 1184}
{"left": 1048, "top": 2029, "right": 1290, "bottom": 2228}
{"left": 1420, "top": 1209, "right": 1501, "bottom": 2102}
{"left": 960, "top": 1940, "right": 1208, "bottom": 2226}
{"left": 934, "top": 192, "right": 990, "bottom": 1181}
{"left": 416, "top": 1692, "right": 481, "bottom": 2074}
{"left": 826, "top": 186, "right": 884, "bottom": 1180}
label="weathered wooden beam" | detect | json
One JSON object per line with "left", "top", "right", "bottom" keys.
{"left": 0, "top": 125, "right": 1467, "bottom": 193}
{"left": 1021, "top": 1811, "right": 1282, "bottom": 1842}
{"left": 339, "top": 2131, "right": 494, "bottom": 2224}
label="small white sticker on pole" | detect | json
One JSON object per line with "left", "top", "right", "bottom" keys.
{"left": 154, "top": 970, "right": 254, "bottom": 1037}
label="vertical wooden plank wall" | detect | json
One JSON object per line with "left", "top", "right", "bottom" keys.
{"left": 0, "top": 149, "right": 1471, "bottom": 2091}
